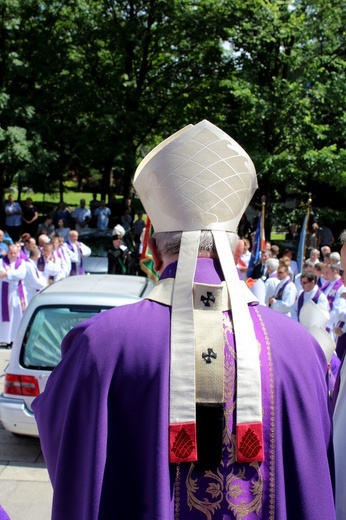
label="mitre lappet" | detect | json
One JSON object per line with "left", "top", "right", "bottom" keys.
{"left": 134, "top": 120, "right": 263, "bottom": 465}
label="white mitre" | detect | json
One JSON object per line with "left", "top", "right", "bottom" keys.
{"left": 134, "top": 120, "right": 257, "bottom": 232}
{"left": 134, "top": 120, "right": 262, "bottom": 464}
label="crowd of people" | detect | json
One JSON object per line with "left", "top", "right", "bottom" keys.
{"left": 237, "top": 237, "right": 345, "bottom": 388}
{"left": 0, "top": 227, "right": 92, "bottom": 348}
{"left": 0, "top": 193, "right": 147, "bottom": 349}
{"left": 2, "top": 122, "right": 346, "bottom": 518}
{"left": 3, "top": 193, "right": 144, "bottom": 237}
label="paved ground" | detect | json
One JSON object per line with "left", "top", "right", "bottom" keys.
{"left": 0, "top": 346, "right": 52, "bottom": 520}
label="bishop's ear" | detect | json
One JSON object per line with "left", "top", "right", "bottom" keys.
{"left": 148, "top": 237, "right": 163, "bottom": 273}
{"left": 233, "top": 239, "right": 245, "bottom": 265}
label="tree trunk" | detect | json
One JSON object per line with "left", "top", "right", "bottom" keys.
{"left": 101, "top": 156, "right": 114, "bottom": 202}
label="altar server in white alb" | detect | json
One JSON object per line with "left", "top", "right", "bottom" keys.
{"left": 0, "top": 244, "right": 27, "bottom": 346}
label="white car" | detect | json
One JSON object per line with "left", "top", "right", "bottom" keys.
{"left": 0, "top": 274, "right": 154, "bottom": 436}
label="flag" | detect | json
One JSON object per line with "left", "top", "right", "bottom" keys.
{"left": 139, "top": 216, "right": 159, "bottom": 282}
{"left": 260, "top": 214, "right": 266, "bottom": 252}
{"left": 296, "top": 214, "right": 308, "bottom": 274}
{"left": 247, "top": 216, "right": 262, "bottom": 277}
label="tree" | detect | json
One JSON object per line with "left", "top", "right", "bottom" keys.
{"left": 1, "top": 0, "right": 346, "bottom": 238}
{"left": 219, "top": 0, "right": 346, "bottom": 236}
{"left": 14, "top": 0, "right": 232, "bottom": 199}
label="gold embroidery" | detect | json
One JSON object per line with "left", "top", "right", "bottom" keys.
{"left": 175, "top": 463, "right": 181, "bottom": 520}
{"left": 185, "top": 312, "right": 265, "bottom": 519}
{"left": 254, "top": 307, "right": 275, "bottom": 519}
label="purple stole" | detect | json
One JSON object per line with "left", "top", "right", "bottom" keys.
{"left": 37, "top": 254, "right": 55, "bottom": 271}
{"left": 1, "top": 256, "right": 26, "bottom": 321}
{"left": 66, "top": 241, "right": 84, "bottom": 276}
{"left": 336, "top": 322, "right": 346, "bottom": 360}
{"left": 37, "top": 254, "right": 55, "bottom": 282}
{"left": 297, "top": 287, "right": 322, "bottom": 319}
{"left": 275, "top": 279, "right": 291, "bottom": 300}
{"left": 322, "top": 278, "right": 343, "bottom": 310}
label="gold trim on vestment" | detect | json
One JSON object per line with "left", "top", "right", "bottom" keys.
{"left": 174, "top": 310, "right": 275, "bottom": 519}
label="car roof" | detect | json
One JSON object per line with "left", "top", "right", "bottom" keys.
{"left": 28, "top": 274, "right": 153, "bottom": 308}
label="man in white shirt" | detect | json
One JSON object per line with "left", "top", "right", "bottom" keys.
{"left": 95, "top": 200, "right": 111, "bottom": 230}
{"left": 72, "top": 199, "right": 92, "bottom": 232}
{"left": 63, "top": 230, "right": 91, "bottom": 275}
{"left": 268, "top": 264, "right": 297, "bottom": 317}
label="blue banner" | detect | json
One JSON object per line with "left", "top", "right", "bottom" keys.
{"left": 247, "top": 217, "right": 262, "bottom": 277}
{"left": 297, "top": 214, "right": 308, "bottom": 274}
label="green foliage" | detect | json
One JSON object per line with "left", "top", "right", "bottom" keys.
{"left": 0, "top": 0, "right": 345, "bottom": 236}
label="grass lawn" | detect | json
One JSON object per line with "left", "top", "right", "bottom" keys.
{"left": 270, "top": 233, "right": 285, "bottom": 240}
{"left": 32, "top": 192, "right": 112, "bottom": 207}
{"left": 30, "top": 192, "right": 126, "bottom": 211}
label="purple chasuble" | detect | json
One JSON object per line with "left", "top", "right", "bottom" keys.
{"left": 336, "top": 322, "right": 346, "bottom": 360}
{"left": 1, "top": 256, "right": 26, "bottom": 321}
{"left": 0, "top": 505, "right": 10, "bottom": 520}
{"left": 32, "top": 259, "right": 335, "bottom": 520}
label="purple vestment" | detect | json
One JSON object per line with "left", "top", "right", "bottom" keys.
{"left": 0, "top": 505, "right": 10, "bottom": 520}
{"left": 32, "top": 259, "right": 335, "bottom": 519}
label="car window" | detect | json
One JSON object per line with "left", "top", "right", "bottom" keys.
{"left": 21, "top": 306, "right": 111, "bottom": 369}
{"left": 82, "top": 236, "right": 111, "bottom": 256}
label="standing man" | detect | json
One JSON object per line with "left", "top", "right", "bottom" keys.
{"left": 24, "top": 246, "right": 48, "bottom": 303}
{"left": 33, "top": 121, "right": 335, "bottom": 519}
{"left": 21, "top": 197, "right": 39, "bottom": 237}
{"left": 51, "top": 236, "right": 71, "bottom": 278}
{"left": 0, "top": 244, "right": 27, "bottom": 347}
{"left": 249, "top": 248, "right": 271, "bottom": 281}
{"left": 107, "top": 225, "right": 128, "bottom": 275}
{"left": 291, "top": 271, "right": 330, "bottom": 322}
{"left": 264, "top": 257, "right": 279, "bottom": 307}
{"left": 268, "top": 264, "right": 297, "bottom": 316}
{"left": 4, "top": 195, "right": 22, "bottom": 242}
{"left": 72, "top": 199, "right": 91, "bottom": 232}
{"left": 322, "top": 263, "right": 344, "bottom": 311}
{"left": 63, "top": 230, "right": 91, "bottom": 275}
{"left": 94, "top": 200, "right": 111, "bottom": 230}
{"left": 37, "top": 242, "right": 64, "bottom": 284}
{"left": 22, "top": 236, "right": 36, "bottom": 259}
